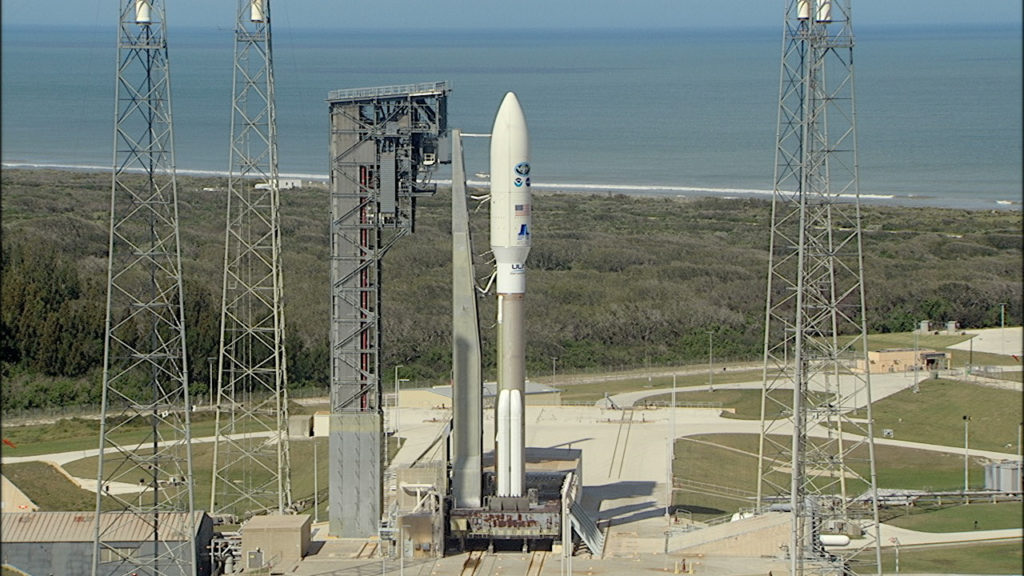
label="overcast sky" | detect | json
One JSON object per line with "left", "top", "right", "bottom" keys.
{"left": 2, "top": 0, "right": 1022, "bottom": 30}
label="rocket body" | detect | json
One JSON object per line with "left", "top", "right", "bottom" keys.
{"left": 490, "top": 92, "right": 530, "bottom": 498}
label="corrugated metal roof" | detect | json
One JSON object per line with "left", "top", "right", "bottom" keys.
{"left": 243, "top": 513, "right": 312, "bottom": 531}
{"left": 1, "top": 511, "right": 204, "bottom": 543}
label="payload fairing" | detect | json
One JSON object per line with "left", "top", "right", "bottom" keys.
{"left": 490, "top": 92, "right": 531, "bottom": 498}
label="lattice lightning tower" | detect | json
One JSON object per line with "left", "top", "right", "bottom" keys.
{"left": 210, "top": 0, "right": 292, "bottom": 519}
{"left": 92, "top": 1, "right": 197, "bottom": 575}
{"left": 756, "top": 1, "right": 882, "bottom": 575}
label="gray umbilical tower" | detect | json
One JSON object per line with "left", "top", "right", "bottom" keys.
{"left": 210, "top": 0, "right": 292, "bottom": 520}
{"left": 92, "top": 1, "right": 197, "bottom": 575}
{"left": 756, "top": 1, "right": 882, "bottom": 575}
{"left": 327, "top": 83, "right": 450, "bottom": 537}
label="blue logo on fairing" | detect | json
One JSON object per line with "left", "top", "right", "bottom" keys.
{"left": 515, "top": 162, "right": 530, "bottom": 176}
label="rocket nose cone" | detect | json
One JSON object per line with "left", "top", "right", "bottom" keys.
{"left": 500, "top": 91, "right": 521, "bottom": 110}
{"left": 493, "top": 92, "right": 526, "bottom": 132}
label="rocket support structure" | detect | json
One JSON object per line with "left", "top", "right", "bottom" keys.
{"left": 451, "top": 129, "right": 484, "bottom": 508}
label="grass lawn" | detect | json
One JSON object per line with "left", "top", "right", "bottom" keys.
{"left": 645, "top": 388, "right": 791, "bottom": 420}
{"left": 62, "top": 437, "right": 328, "bottom": 518}
{"left": 885, "top": 501, "right": 1023, "bottom": 532}
{"left": 649, "top": 378, "right": 1021, "bottom": 452}
{"left": 670, "top": 433, "right": 1005, "bottom": 522}
{"left": 57, "top": 433, "right": 401, "bottom": 519}
{"left": 878, "top": 541, "right": 1023, "bottom": 574}
{"left": 862, "top": 379, "right": 1022, "bottom": 452}
{"left": 0, "top": 401, "right": 316, "bottom": 458}
{"left": 2, "top": 461, "right": 117, "bottom": 511}
{"left": 554, "top": 369, "right": 763, "bottom": 403}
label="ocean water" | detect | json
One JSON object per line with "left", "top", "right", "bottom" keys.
{"left": 1, "top": 24, "right": 1021, "bottom": 210}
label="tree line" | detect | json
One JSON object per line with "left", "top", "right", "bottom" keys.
{"left": 1, "top": 169, "right": 1021, "bottom": 412}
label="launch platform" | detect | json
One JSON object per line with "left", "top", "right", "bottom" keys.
{"left": 449, "top": 447, "right": 581, "bottom": 549}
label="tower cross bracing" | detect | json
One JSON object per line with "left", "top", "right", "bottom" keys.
{"left": 92, "top": 1, "right": 197, "bottom": 575}
{"left": 210, "top": 0, "right": 292, "bottom": 519}
{"left": 756, "top": 1, "right": 882, "bottom": 575}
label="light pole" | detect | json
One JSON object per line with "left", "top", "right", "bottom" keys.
{"left": 890, "top": 537, "right": 901, "bottom": 575}
{"left": 707, "top": 331, "right": 714, "bottom": 390}
{"left": 999, "top": 302, "right": 1007, "bottom": 355}
{"left": 393, "top": 365, "right": 409, "bottom": 435}
{"left": 968, "top": 334, "right": 974, "bottom": 376}
{"left": 914, "top": 328, "right": 919, "bottom": 380}
{"left": 666, "top": 374, "right": 677, "bottom": 522}
{"left": 313, "top": 434, "right": 319, "bottom": 523}
{"left": 400, "top": 524, "right": 411, "bottom": 576}
{"left": 963, "top": 415, "right": 971, "bottom": 498}
{"left": 208, "top": 356, "right": 217, "bottom": 406}
{"left": 551, "top": 356, "right": 557, "bottom": 381}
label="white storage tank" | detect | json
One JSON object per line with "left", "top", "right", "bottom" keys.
{"left": 820, "top": 534, "right": 851, "bottom": 547}
{"left": 984, "top": 460, "right": 1022, "bottom": 492}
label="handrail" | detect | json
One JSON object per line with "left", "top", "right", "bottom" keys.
{"left": 328, "top": 81, "right": 450, "bottom": 102}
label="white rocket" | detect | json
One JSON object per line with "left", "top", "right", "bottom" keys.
{"left": 490, "top": 92, "right": 531, "bottom": 498}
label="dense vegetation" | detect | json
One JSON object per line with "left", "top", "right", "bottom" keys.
{"left": 1, "top": 168, "right": 1021, "bottom": 412}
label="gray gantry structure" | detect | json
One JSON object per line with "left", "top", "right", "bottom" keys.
{"left": 210, "top": 0, "right": 292, "bottom": 520}
{"left": 327, "top": 82, "right": 451, "bottom": 537}
{"left": 92, "top": 1, "right": 198, "bottom": 575}
{"left": 756, "top": 1, "right": 882, "bottom": 575}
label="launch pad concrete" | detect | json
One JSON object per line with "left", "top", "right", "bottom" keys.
{"left": 288, "top": 402, "right": 796, "bottom": 575}
{"left": 286, "top": 364, "right": 1023, "bottom": 575}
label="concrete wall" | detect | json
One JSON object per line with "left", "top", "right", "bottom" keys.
{"left": 289, "top": 414, "right": 313, "bottom": 438}
{"left": 241, "top": 514, "right": 311, "bottom": 570}
{"left": 400, "top": 389, "right": 448, "bottom": 409}
{"left": 670, "top": 512, "right": 790, "bottom": 558}
{"left": 527, "top": 391, "right": 561, "bottom": 406}
{"left": 313, "top": 411, "right": 330, "bottom": 437}
{"left": 1, "top": 475, "right": 37, "bottom": 512}
{"left": 397, "top": 513, "right": 441, "bottom": 559}
{"left": 400, "top": 388, "right": 561, "bottom": 409}
{"left": 396, "top": 464, "right": 446, "bottom": 511}
{"left": 858, "top": 348, "right": 948, "bottom": 373}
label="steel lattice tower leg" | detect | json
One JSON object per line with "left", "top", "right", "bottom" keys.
{"left": 210, "top": 0, "right": 292, "bottom": 520}
{"left": 756, "top": 2, "right": 882, "bottom": 575}
{"left": 92, "top": 1, "right": 197, "bottom": 575}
